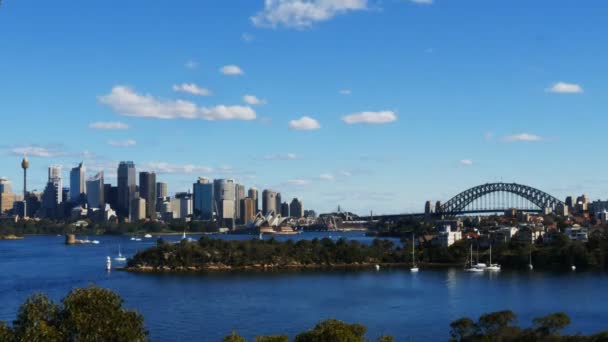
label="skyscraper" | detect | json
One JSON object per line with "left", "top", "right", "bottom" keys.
{"left": 289, "top": 198, "right": 304, "bottom": 218}
{"left": 248, "top": 187, "right": 259, "bottom": 213}
{"left": 86, "top": 172, "right": 105, "bottom": 209}
{"left": 276, "top": 192, "right": 282, "bottom": 216}
{"left": 69, "top": 162, "right": 86, "bottom": 203}
{"left": 41, "top": 165, "right": 62, "bottom": 217}
{"left": 193, "top": 177, "right": 213, "bottom": 220}
{"left": 213, "top": 179, "right": 235, "bottom": 226}
{"left": 117, "top": 161, "right": 136, "bottom": 219}
{"left": 156, "top": 182, "right": 168, "bottom": 198}
{"left": 0, "top": 177, "right": 14, "bottom": 214}
{"left": 262, "top": 189, "right": 278, "bottom": 215}
{"left": 240, "top": 197, "right": 255, "bottom": 224}
{"left": 281, "top": 202, "right": 290, "bottom": 217}
{"left": 139, "top": 171, "right": 156, "bottom": 219}
{"left": 235, "top": 184, "right": 245, "bottom": 222}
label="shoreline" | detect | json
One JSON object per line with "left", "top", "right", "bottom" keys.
{"left": 123, "top": 261, "right": 464, "bottom": 274}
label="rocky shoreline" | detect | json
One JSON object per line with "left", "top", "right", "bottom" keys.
{"left": 124, "top": 261, "right": 463, "bottom": 273}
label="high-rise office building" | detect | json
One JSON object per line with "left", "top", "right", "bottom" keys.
{"left": 262, "top": 189, "right": 278, "bottom": 215}
{"left": 69, "top": 162, "right": 86, "bottom": 203}
{"left": 214, "top": 179, "right": 235, "bottom": 227}
{"left": 193, "top": 177, "right": 213, "bottom": 220}
{"left": 276, "top": 192, "right": 282, "bottom": 215}
{"left": 0, "top": 177, "right": 13, "bottom": 194}
{"left": 86, "top": 172, "right": 105, "bottom": 209}
{"left": 139, "top": 171, "right": 156, "bottom": 219}
{"left": 281, "top": 202, "right": 290, "bottom": 217}
{"left": 289, "top": 198, "right": 304, "bottom": 218}
{"left": 130, "top": 197, "right": 147, "bottom": 221}
{"left": 248, "top": 187, "right": 259, "bottom": 213}
{"left": 41, "top": 165, "right": 62, "bottom": 218}
{"left": 240, "top": 197, "right": 255, "bottom": 224}
{"left": 235, "top": 184, "right": 245, "bottom": 222}
{"left": 0, "top": 177, "right": 14, "bottom": 214}
{"left": 117, "top": 161, "right": 136, "bottom": 219}
{"left": 156, "top": 182, "right": 168, "bottom": 199}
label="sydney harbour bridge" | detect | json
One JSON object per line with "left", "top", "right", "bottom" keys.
{"left": 361, "top": 182, "right": 564, "bottom": 221}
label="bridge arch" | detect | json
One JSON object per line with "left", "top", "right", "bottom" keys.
{"left": 439, "top": 182, "right": 563, "bottom": 214}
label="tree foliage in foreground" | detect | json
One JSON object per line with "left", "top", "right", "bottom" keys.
{"left": 1, "top": 286, "right": 147, "bottom": 342}
{"left": 450, "top": 310, "right": 608, "bottom": 341}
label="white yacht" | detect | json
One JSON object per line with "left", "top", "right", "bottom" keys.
{"left": 106, "top": 256, "right": 112, "bottom": 271}
{"left": 410, "top": 232, "right": 419, "bottom": 272}
{"left": 114, "top": 245, "right": 127, "bottom": 262}
{"left": 465, "top": 245, "right": 484, "bottom": 272}
{"left": 144, "top": 234, "right": 153, "bottom": 239}
{"left": 485, "top": 245, "right": 501, "bottom": 271}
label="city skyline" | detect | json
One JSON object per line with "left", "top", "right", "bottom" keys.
{"left": 1, "top": 0, "right": 607, "bottom": 214}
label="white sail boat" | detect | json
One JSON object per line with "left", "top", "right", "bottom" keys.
{"left": 114, "top": 245, "right": 127, "bottom": 262}
{"left": 485, "top": 245, "right": 501, "bottom": 271}
{"left": 106, "top": 256, "right": 112, "bottom": 271}
{"left": 465, "top": 244, "right": 483, "bottom": 272}
{"left": 410, "top": 232, "right": 419, "bottom": 272}
{"left": 528, "top": 245, "right": 534, "bottom": 270}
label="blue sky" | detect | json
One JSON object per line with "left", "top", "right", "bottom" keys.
{"left": 0, "top": 0, "right": 607, "bottom": 214}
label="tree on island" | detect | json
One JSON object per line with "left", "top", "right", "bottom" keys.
{"left": 1, "top": 286, "right": 147, "bottom": 341}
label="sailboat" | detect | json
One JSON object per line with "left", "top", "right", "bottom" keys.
{"left": 465, "top": 244, "right": 484, "bottom": 272}
{"left": 114, "top": 245, "right": 127, "bottom": 262}
{"left": 474, "top": 244, "right": 487, "bottom": 269}
{"left": 410, "top": 233, "right": 419, "bottom": 272}
{"left": 106, "top": 256, "right": 112, "bottom": 271}
{"left": 182, "top": 230, "right": 194, "bottom": 242}
{"left": 528, "top": 244, "right": 534, "bottom": 270}
{"left": 485, "top": 245, "right": 501, "bottom": 271}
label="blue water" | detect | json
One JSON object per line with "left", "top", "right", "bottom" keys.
{"left": 1, "top": 233, "right": 607, "bottom": 341}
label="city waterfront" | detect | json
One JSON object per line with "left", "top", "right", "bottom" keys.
{"left": 2, "top": 233, "right": 608, "bottom": 341}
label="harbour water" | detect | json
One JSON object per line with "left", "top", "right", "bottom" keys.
{"left": 1, "top": 233, "right": 607, "bottom": 341}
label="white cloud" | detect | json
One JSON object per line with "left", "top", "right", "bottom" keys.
{"left": 11, "top": 145, "right": 65, "bottom": 158}
{"left": 504, "top": 133, "right": 543, "bottom": 142}
{"left": 243, "top": 94, "right": 267, "bottom": 105}
{"left": 185, "top": 60, "right": 198, "bottom": 69}
{"left": 172, "top": 83, "right": 211, "bottom": 96}
{"left": 242, "top": 33, "right": 255, "bottom": 42}
{"left": 220, "top": 65, "right": 244, "bottom": 76}
{"left": 287, "top": 179, "right": 310, "bottom": 186}
{"left": 342, "top": 110, "right": 397, "bottom": 125}
{"left": 410, "top": 0, "right": 433, "bottom": 4}
{"left": 547, "top": 82, "right": 583, "bottom": 94}
{"left": 98, "top": 86, "right": 256, "bottom": 121}
{"left": 251, "top": 0, "right": 368, "bottom": 28}
{"left": 460, "top": 159, "right": 473, "bottom": 166}
{"left": 143, "top": 162, "right": 214, "bottom": 174}
{"left": 339, "top": 89, "right": 352, "bottom": 95}
{"left": 107, "top": 139, "right": 137, "bottom": 147}
{"left": 89, "top": 121, "right": 129, "bottom": 130}
{"left": 200, "top": 105, "right": 256, "bottom": 121}
{"left": 264, "top": 153, "right": 298, "bottom": 160}
{"left": 289, "top": 116, "right": 321, "bottom": 130}
{"left": 319, "top": 173, "right": 335, "bottom": 181}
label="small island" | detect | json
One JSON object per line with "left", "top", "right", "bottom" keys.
{"left": 126, "top": 237, "right": 413, "bottom": 272}
{"left": 0, "top": 234, "right": 24, "bottom": 240}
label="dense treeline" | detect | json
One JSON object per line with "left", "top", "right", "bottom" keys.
{"left": 421, "top": 230, "right": 608, "bottom": 271}
{"left": 0, "top": 219, "right": 219, "bottom": 236}
{"left": 128, "top": 237, "right": 409, "bottom": 271}
{"left": 0, "top": 286, "right": 146, "bottom": 341}
{"left": 450, "top": 310, "right": 608, "bottom": 341}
